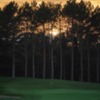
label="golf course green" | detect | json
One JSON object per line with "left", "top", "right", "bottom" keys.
{"left": 0, "top": 77, "right": 100, "bottom": 100}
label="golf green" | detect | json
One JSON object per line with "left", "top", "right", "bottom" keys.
{"left": 0, "top": 77, "right": 100, "bottom": 100}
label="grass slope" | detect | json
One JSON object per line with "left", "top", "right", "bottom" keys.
{"left": 0, "top": 77, "right": 100, "bottom": 100}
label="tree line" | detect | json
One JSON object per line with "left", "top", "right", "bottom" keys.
{"left": 0, "top": 0, "right": 100, "bottom": 82}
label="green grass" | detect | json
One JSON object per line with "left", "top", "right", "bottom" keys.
{"left": 0, "top": 77, "right": 100, "bottom": 100}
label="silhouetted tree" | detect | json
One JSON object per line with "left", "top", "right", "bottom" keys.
{"left": 48, "top": 3, "right": 61, "bottom": 79}
{"left": 18, "top": 2, "right": 33, "bottom": 77}
{"left": 75, "top": 0, "right": 93, "bottom": 81}
{"left": 0, "top": 1, "right": 18, "bottom": 78}
{"left": 62, "top": 0, "right": 78, "bottom": 81}
{"left": 88, "top": 6, "right": 100, "bottom": 82}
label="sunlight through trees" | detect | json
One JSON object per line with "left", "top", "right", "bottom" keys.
{"left": 0, "top": 0, "right": 100, "bottom": 83}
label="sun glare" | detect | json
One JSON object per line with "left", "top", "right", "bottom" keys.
{"left": 50, "top": 29, "right": 59, "bottom": 36}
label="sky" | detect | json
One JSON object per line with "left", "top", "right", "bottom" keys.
{"left": 0, "top": 0, "right": 100, "bottom": 7}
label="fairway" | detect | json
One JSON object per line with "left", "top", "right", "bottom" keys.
{"left": 0, "top": 77, "right": 100, "bottom": 100}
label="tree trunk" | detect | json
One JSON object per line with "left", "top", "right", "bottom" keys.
{"left": 80, "top": 38, "right": 83, "bottom": 82}
{"left": 60, "top": 40, "right": 63, "bottom": 80}
{"left": 71, "top": 19, "right": 74, "bottom": 81}
{"left": 59, "top": 19, "right": 63, "bottom": 80}
{"left": 71, "top": 41, "right": 74, "bottom": 81}
{"left": 25, "top": 33, "right": 28, "bottom": 77}
{"left": 87, "top": 38, "right": 90, "bottom": 82}
{"left": 50, "top": 22, "right": 55, "bottom": 80}
{"left": 25, "top": 22, "right": 28, "bottom": 78}
{"left": 51, "top": 35, "right": 54, "bottom": 79}
{"left": 97, "top": 44, "right": 99, "bottom": 83}
{"left": 32, "top": 43, "right": 35, "bottom": 79}
{"left": 43, "top": 24, "right": 46, "bottom": 79}
{"left": 12, "top": 41, "right": 15, "bottom": 79}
